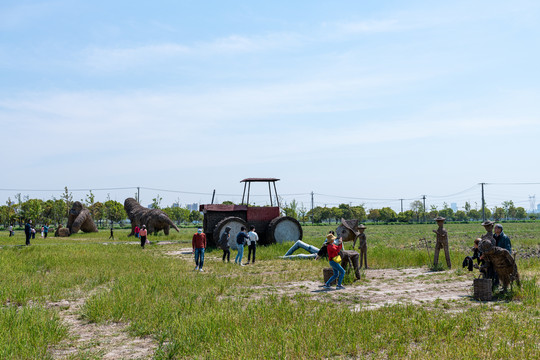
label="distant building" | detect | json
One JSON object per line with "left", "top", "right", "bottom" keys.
{"left": 172, "top": 203, "right": 180, "bottom": 208}
{"left": 187, "top": 203, "right": 199, "bottom": 211}
{"left": 451, "top": 203, "right": 458, "bottom": 212}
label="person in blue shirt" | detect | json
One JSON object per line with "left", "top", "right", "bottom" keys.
{"left": 235, "top": 227, "right": 249, "bottom": 266}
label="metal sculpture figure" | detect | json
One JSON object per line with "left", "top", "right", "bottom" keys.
{"left": 124, "top": 198, "right": 180, "bottom": 236}
{"left": 67, "top": 201, "right": 98, "bottom": 234}
{"left": 54, "top": 224, "right": 70, "bottom": 237}
{"left": 432, "top": 216, "right": 451, "bottom": 269}
{"left": 352, "top": 224, "right": 368, "bottom": 268}
{"left": 478, "top": 239, "right": 520, "bottom": 291}
{"left": 481, "top": 220, "right": 496, "bottom": 245}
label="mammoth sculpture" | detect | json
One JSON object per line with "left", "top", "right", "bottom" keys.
{"left": 67, "top": 201, "right": 98, "bottom": 234}
{"left": 124, "top": 198, "right": 180, "bottom": 236}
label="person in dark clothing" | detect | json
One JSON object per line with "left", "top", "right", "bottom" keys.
{"left": 24, "top": 220, "right": 32, "bottom": 245}
{"left": 43, "top": 224, "right": 49, "bottom": 239}
{"left": 219, "top": 226, "right": 231, "bottom": 262}
{"left": 109, "top": 227, "right": 114, "bottom": 240}
{"left": 493, "top": 224, "right": 512, "bottom": 253}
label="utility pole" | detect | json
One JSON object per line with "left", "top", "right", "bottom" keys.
{"left": 400, "top": 199, "right": 403, "bottom": 213}
{"left": 422, "top": 195, "right": 426, "bottom": 223}
{"left": 137, "top": 187, "right": 140, "bottom": 203}
{"left": 311, "top": 191, "right": 314, "bottom": 223}
{"left": 480, "top": 182, "right": 486, "bottom": 222}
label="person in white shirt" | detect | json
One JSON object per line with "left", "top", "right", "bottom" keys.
{"left": 246, "top": 225, "right": 259, "bottom": 264}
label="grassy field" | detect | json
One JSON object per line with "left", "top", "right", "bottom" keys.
{"left": 0, "top": 223, "right": 538, "bottom": 359}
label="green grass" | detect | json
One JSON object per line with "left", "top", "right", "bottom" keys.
{"left": 0, "top": 223, "right": 539, "bottom": 359}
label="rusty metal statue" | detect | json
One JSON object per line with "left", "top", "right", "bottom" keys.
{"left": 54, "top": 224, "right": 70, "bottom": 237}
{"left": 481, "top": 220, "right": 496, "bottom": 245}
{"left": 67, "top": 201, "right": 98, "bottom": 234}
{"left": 478, "top": 239, "right": 520, "bottom": 291}
{"left": 352, "top": 224, "right": 368, "bottom": 268}
{"left": 124, "top": 198, "right": 180, "bottom": 236}
{"left": 432, "top": 216, "right": 451, "bottom": 269}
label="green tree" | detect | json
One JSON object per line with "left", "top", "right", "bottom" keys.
{"left": 351, "top": 205, "right": 367, "bottom": 222}
{"left": 89, "top": 202, "right": 105, "bottom": 226}
{"left": 410, "top": 200, "right": 424, "bottom": 222}
{"left": 502, "top": 200, "right": 516, "bottom": 220}
{"left": 464, "top": 201, "right": 471, "bottom": 212}
{"left": 222, "top": 201, "right": 234, "bottom": 205}
{"left": 454, "top": 210, "right": 467, "bottom": 222}
{"left": 298, "top": 203, "right": 308, "bottom": 224}
{"left": 85, "top": 190, "right": 95, "bottom": 208}
{"left": 397, "top": 210, "right": 415, "bottom": 223}
{"left": 104, "top": 200, "right": 126, "bottom": 225}
{"left": 379, "top": 207, "right": 397, "bottom": 222}
{"left": 368, "top": 209, "right": 380, "bottom": 223}
{"left": 514, "top": 207, "right": 527, "bottom": 220}
{"left": 151, "top": 194, "right": 163, "bottom": 209}
{"left": 492, "top": 207, "right": 505, "bottom": 221}
{"left": 189, "top": 210, "right": 203, "bottom": 223}
{"left": 282, "top": 199, "right": 298, "bottom": 219}
{"left": 467, "top": 209, "right": 481, "bottom": 221}
{"left": 331, "top": 207, "right": 344, "bottom": 223}
{"left": 61, "top": 187, "right": 73, "bottom": 220}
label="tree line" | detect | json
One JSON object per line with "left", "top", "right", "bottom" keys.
{"left": 0, "top": 189, "right": 203, "bottom": 228}
{"left": 280, "top": 199, "right": 533, "bottom": 224}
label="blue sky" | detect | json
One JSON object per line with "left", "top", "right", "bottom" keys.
{"left": 1, "top": 0, "right": 540, "bottom": 211}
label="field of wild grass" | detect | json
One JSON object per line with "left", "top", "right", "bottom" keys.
{"left": 0, "top": 223, "right": 538, "bottom": 359}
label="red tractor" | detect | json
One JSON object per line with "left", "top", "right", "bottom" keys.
{"left": 199, "top": 178, "right": 303, "bottom": 247}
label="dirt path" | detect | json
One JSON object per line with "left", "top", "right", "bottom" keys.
{"left": 252, "top": 268, "right": 473, "bottom": 310}
{"left": 166, "top": 248, "right": 475, "bottom": 310}
{"left": 48, "top": 288, "right": 157, "bottom": 360}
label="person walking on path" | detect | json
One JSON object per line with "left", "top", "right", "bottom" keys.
{"left": 139, "top": 225, "right": 148, "bottom": 249}
{"left": 219, "top": 226, "right": 231, "bottom": 262}
{"left": 192, "top": 227, "right": 207, "bottom": 271}
{"left": 109, "top": 227, "right": 114, "bottom": 240}
{"left": 24, "top": 220, "right": 32, "bottom": 246}
{"left": 432, "top": 216, "right": 451, "bottom": 269}
{"left": 246, "top": 225, "right": 259, "bottom": 265}
{"left": 323, "top": 234, "right": 346, "bottom": 290}
{"left": 43, "top": 224, "right": 49, "bottom": 239}
{"left": 134, "top": 225, "right": 140, "bottom": 239}
{"left": 8, "top": 224, "right": 13, "bottom": 237}
{"left": 235, "top": 227, "right": 249, "bottom": 266}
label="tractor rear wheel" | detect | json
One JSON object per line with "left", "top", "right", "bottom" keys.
{"left": 213, "top": 216, "right": 247, "bottom": 250}
{"left": 267, "top": 216, "right": 303, "bottom": 244}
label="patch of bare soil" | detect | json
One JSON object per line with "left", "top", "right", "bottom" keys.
{"left": 48, "top": 288, "right": 156, "bottom": 359}
{"left": 243, "top": 268, "right": 474, "bottom": 310}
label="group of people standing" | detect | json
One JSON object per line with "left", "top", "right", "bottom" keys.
{"left": 191, "top": 225, "right": 259, "bottom": 272}
{"left": 133, "top": 225, "right": 148, "bottom": 248}
{"left": 22, "top": 220, "right": 50, "bottom": 245}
